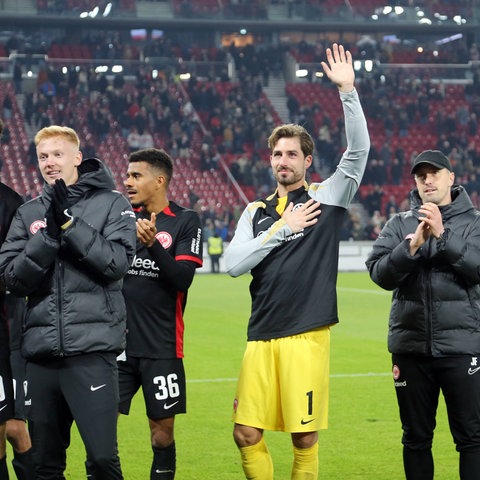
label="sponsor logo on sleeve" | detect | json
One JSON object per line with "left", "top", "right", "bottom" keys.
{"left": 191, "top": 228, "right": 202, "bottom": 255}
{"left": 121, "top": 209, "right": 136, "bottom": 218}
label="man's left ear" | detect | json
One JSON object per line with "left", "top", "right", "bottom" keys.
{"left": 305, "top": 155, "right": 313, "bottom": 169}
{"left": 75, "top": 151, "right": 83, "bottom": 167}
{"left": 157, "top": 175, "right": 166, "bottom": 188}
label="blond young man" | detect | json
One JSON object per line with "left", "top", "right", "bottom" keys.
{"left": 0, "top": 126, "right": 136, "bottom": 478}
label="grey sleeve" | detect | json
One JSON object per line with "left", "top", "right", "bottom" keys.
{"left": 225, "top": 202, "right": 292, "bottom": 277}
{"left": 308, "top": 88, "right": 370, "bottom": 207}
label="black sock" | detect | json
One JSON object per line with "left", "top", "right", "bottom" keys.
{"left": 403, "top": 447, "right": 433, "bottom": 480}
{"left": 0, "top": 455, "right": 10, "bottom": 480}
{"left": 12, "top": 449, "right": 35, "bottom": 480}
{"left": 151, "top": 442, "right": 176, "bottom": 480}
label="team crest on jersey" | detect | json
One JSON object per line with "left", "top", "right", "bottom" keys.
{"left": 30, "top": 220, "right": 46, "bottom": 234}
{"left": 156, "top": 231, "right": 172, "bottom": 249}
{"left": 392, "top": 364, "right": 400, "bottom": 380}
{"left": 292, "top": 203, "right": 304, "bottom": 211}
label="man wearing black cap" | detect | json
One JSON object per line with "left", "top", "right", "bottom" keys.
{"left": 366, "top": 149, "right": 480, "bottom": 480}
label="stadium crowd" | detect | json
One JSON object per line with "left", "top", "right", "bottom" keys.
{"left": 1, "top": 27, "right": 480, "bottom": 242}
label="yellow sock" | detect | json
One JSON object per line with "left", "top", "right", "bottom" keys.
{"left": 291, "top": 442, "right": 319, "bottom": 480}
{"left": 239, "top": 437, "right": 274, "bottom": 480}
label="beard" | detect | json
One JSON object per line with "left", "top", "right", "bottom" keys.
{"left": 273, "top": 168, "right": 303, "bottom": 186}
{"left": 130, "top": 200, "right": 144, "bottom": 209}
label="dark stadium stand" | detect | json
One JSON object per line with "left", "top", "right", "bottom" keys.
{"left": 0, "top": 83, "right": 33, "bottom": 195}
{"left": 1, "top": 57, "right": 479, "bottom": 238}
{"left": 1, "top": 0, "right": 479, "bottom": 240}
{"left": 48, "top": 44, "right": 93, "bottom": 60}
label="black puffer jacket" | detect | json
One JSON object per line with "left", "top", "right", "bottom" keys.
{"left": 0, "top": 159, "right": 137, "bottom": 360}
{"left": 366, "top": 185, "right": 480, "bottom": 357}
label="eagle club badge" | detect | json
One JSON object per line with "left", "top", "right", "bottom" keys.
{"left": 156, "top": 231, "right": 172, "bottom": 249}
{"left": 30, "top": 220, "right": 47, "bottom": 234}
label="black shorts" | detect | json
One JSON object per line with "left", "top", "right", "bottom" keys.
{"left": 0, "top": 352, "right": 14, "bottom": 423}
{"left": 10, "top": 349, "right": 28, "bottom": 420}
{"left": 118, "top": 355, "right": 186, "bottom": 419}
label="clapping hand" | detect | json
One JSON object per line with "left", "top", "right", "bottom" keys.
{"left": 51, "top": 179, "right": 73, "bottom": 230}
{"left": 136, "top": 212, "right": 157, "bottom": 248}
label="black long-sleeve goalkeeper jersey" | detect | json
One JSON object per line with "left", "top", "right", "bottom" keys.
{"left": 225, "top": 89, "right": 369, "bottom": 341}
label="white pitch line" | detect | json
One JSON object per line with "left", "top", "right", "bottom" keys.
{"left": 188, "top": 378, "right": 237, "bottom": 383}
{"left": 188, "top": 289, "right": 392, "bottom": 385}
{"left": 330, "top": 372, "right": 391, "bottom": 378}
{"left": 188, "top": 372, "right": 391, "bottom": 384}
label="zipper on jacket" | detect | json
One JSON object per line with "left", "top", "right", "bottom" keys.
{"left": 425, "top": 267, "right": 433, "bottom": 356}
{"left": 56, "top": 258, "right": 65, "bottom": 356}
{"left": 103, "top": 287, "right": 115, "bottom": 316}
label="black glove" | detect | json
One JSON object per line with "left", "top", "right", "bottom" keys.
{"left": 45, "top": 203, "right": 61, "bottom": 239}
{"left": 51, "top": 179, "right": 73, "bottom": 229}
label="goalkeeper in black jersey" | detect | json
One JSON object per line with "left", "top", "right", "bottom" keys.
{"left": 225, "top": 43, "right": 370, "bottom": 480}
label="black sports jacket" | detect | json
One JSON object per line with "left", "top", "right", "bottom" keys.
{"left": 0, "top": 159, "right": 137, "bottom": 360}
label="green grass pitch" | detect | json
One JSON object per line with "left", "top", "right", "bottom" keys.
{"left": 7, "top": 271, "right": 458, "bottom": 478}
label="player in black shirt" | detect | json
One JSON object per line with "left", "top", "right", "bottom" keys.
{"left": 0, "top": 113, "right": 33, "bottom": 480}
{"left": 4, "top": 293, "right": 34, "bottom": 480}
{"left": 120, "top": 148, "right": 203, "bottom": 479}
{"left": 0, "top": 116, "right": 34, "bottom": 480}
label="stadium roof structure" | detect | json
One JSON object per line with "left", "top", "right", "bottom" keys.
{"left": 1, "top": 1, "right": 479, "bottom": 35}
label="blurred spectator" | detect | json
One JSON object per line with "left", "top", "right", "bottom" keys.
{"left": 364, "top": 185, "right": 383, "bottom": 216}
{"left": 286, "top": 93, "right": 300, "bottom": 123}
{"left": 384, "top": 194, "right": 398, "bottom": 217}
{"left": 137, "top": 128, "right": 154, "bottom": 150}
{"left": 390, "top": 157, "right": 404, "bottom": 185}
{"left": 364, "top": 210, "right": 386, "bottom": 240}
{"left": 0, "top": 123, "right": 10, "bottom": 145}
{"left": 2, "top": 95, "right": 12, "bottom": 120}
{"left": 176, "top": 132, "right": 190, "bottom": 158}
{"left": 13, "top": 63, "right": 23, "bottom": 93}
{"left": 468, "top": 113, "right": 478, "bottom": 137}
{"left": 127, "top": 126, "right": 141, "bottom": 152}
{"left": 38, "top": 76, "right": 56, "bottom": 102}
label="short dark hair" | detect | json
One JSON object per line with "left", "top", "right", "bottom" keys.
{"left": 128, "top": 148, "right": 174, "bottom": 184}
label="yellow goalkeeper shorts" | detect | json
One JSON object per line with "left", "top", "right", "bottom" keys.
{"left": 233, "top": 326, "right": 330, "bottom": 433}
